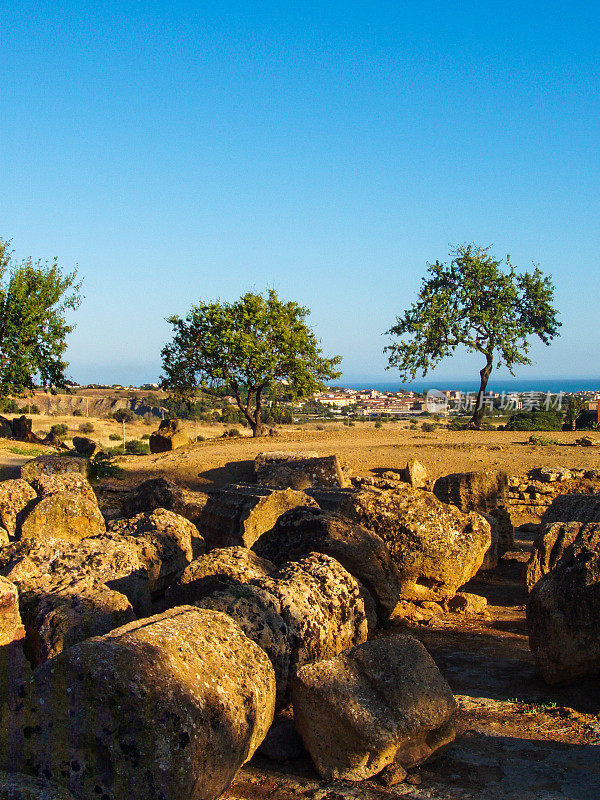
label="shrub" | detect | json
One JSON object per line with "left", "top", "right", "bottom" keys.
{"left": 125, "top": 439, "right": 150, "bottom": 455}
{"left": 79, "top": 422, "right": 94, "bottom": 433}
{"left": 421, "top": 422, "right": 437, "bottom": 432}
{"left": 17, "top": 404, "right": 40, "bottom": 414}
{"left": 109, "top": 433, "right": 121, "bottom": 441}
{"left": 72, "top": 409, "right": 83, "bottom": 417}
{"left": 505, "top": 410, "right": 563, "bottom": 432}
{"left": 50, "top": 423, "right": 68, "bottom": 436}
{"left": 88, "top": 454, "right": 123, "bottom": 481}
{"left": 374, "top": 421, "right": 382, "bottom": 429}
{"left": 528, "top": 434, "right": 558, "bottom": 446}
{"left": 0, "top": 398, "right": 18, "bottom": 413}
{"left": 141, "top": 433, "right": 150, "bottom": 439}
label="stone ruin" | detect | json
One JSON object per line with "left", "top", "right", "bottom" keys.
{"left": 0, "top": 450, "right": 599, "bottom": 799}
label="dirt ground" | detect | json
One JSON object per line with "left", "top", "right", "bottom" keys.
{"left": 108, "top": 424, "right": 600, "bottom": 492}
{"left": 3, "top": 422, "right": 600, "bottom": 799}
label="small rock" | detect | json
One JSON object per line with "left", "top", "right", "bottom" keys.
{"left": 447, "top": 592, "right": 488, "bottom": 615}
{"left": 378, "top": 764, "right": 407, "bottom": 786}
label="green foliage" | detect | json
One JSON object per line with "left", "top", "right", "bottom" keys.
{"left": 374, "top": 420, "right": 382, "bottom": 429}
{"left": 222, "top": 428, "right": 242, "bottom": 438}
{"left": 8, "top": 446, "right": 46, "bottom": 456}
{"left": 141, "top": 433, "right": 150, "bottom": 439}
{"left": 50, "top": 423, "right": 68, "bottom": 436}
{"left": 528, "top": 434, "right": 558, "bottom": 446}
{"left": 161, "top": 289, "right": 341, "bottom": 435}
{"left": 0, "top": 397, "right": 18, "bottom": 413}
{"left": 421, "top": 422, "right": 438, "bottom": 432}
{"left": 505, "top": 410, "right": 563, "bottom": 431}
{"left": 111, "top": 408, "right": 135, "bottom": 423}
{"left": 124, "top": 439, "right": 150, "bottom": 454}
{"left": 78, "top": 422, "right": 94, "bottom": 433}
{"left": 109, "top": 432, "right": 121, "bottom": 441}
{"left": 385, "top": 244, "right": 560, "bottom": 426}
{"left": 0, "top": 239, "right": 81, "bottom": 398}
{"left": 88, "top": 454, "right": 124, "bottom": 481}
{"left": 72, "top": 409, "right": 83, "bottom": 417}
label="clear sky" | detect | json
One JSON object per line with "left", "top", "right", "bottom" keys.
{"left": 2, "top": 0, "right": 598, "bottom": 386}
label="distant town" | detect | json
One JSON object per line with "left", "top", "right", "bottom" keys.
{"left": 47, "top": 381, "right": 600, "bottom": 421}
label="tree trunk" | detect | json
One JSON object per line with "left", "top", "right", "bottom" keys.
{"left": 252, "top": 386, "right": 264, "bottom": 437}
{"left": 469, "top": 355, "right": 493, "bottom": 429}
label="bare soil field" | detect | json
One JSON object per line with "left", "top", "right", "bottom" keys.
{"left": 3, "top": 422, "right": 600, "bottom": 799}
{"left": 110, "top": 424, "right": 599, "bottom": 491}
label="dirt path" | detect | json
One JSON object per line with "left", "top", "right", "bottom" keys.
{"left": 226, "top": 528, "right": 600, "bottom": 800}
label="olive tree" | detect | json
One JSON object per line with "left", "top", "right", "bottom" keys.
{"left": 161, "top": 289, "right": 342, "bottom": 436}
{"left": 384, "top": 244, "right": 561, "bottom": 428}
{"left": 0, "top": 239, "right": 81, "bottom": 398}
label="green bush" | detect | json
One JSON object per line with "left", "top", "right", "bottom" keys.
{"left": 421, "top": 422, "right": 437, "bottom": 432}
{"left": 72, "top": 409, "right": 83, "bottom": 417}
{"left": 0, "top": 398, "right": 18, "bottom": 413}
{"left": 528, "top": 434, "right": 558, "bottom": 446}
{"left": 50, "top": 423, "right": 68, "bottom": 436}
{"left": 374, "top": 421, "right": 382, "bottom": 429}
{"left": 79, "top": 422, "right": 94, "bottom": 434}
{"left": 125, "top": 439, "right": 150, "bottom": 455}
{"left": 505, "top": 410, "right": 563, "bottom": 432}
{"left": 141, "top": 433, "right": 150, "bottom": 439}
{"left": 109, "top": 433, "right": 121, "bottom": 441}
{"left": 17, "top": 404, "right": 40, "bottom": 414}
{"left": 88, "top": 454, "right": 124, "bottom": 481}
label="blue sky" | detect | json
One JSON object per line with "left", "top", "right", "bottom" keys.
{"left": 1, "top": 0, "right": 598, "bottom": 386}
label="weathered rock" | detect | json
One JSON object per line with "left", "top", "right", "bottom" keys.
{"left": 433, "top": 469, "right": 508, "bottom": 511}
{"left": 125, "top": 478, "right": 208, "bottom": 555}
{"left": 526, "top": 521, "right": 596, "bottom": 591}
{"left": 0, "top": 536, "right": 152, "bottom": 616}
{"left": 197, "top": 586, "right": 291, "bottom": 706}
{"left": 340, "top": 487, "right": 491, "bottom": 602}
{"left": 433, "top": 470, "right": 513, "bottom": 557}
{"left": 254, "top": 553, "right": 368, "bottom": 674}
{"left": 0, "top": 772, "right": 77, "bottom": 800}
{"left": 400, "top": 459, "right": 428, "bottom": 489}
{"left": 527, "top": 529, "right": 600, "bottom": 683}
{"left": 168, "top": 547, "right": 276, "bottom": 605}
{"left": 18, "top": 491, "right": 106, "bottom": 543}
{"left": 28, "top": 472, "right": 97, "bottom": 503}
{"left": 71, "top": 435, "right": 102, "bottom": 457}
{"left": 0, "top": 577, "right": 30, "bottom": 698}
{"left": 253, "top": 507, "right": 402, "bottom": 617}
{"left": 12, "top": 416, "right": 45, "bottom": 444}
{"left": 199, "top": 484, "right": 318, "bottom": 550}
{"left": 0, "top": 528, "right": 7, "bottom": 547}
{"left": 0, "top": 479, "right": 37, "bottom": 538}
{"left": 149, "top": 418, "right": 191, "bottom": 453}
{"left": 19, "top": 576, "right": 135, "bottom": 666}
{"left": 292, "top": 635, "right": 456, "bottom": 781}
{"left": 0, "top": 416, "right": 13, "bottom": 439}
{"left": 109, "top": 508, "right": 197, "bottom": 592}
{"left": 254, "top": 452, "right": 349, "bottom": 489}
{"left": 447, "top": 591, "right": 488, "bottom": 615}
{"left": 20, "top": 455, "right": 88, "bottom": 482}
{"left": 541, "top": 493, "right": 600, "bottom": 525}
{"left": 576, "top": 436, "right": 594, "bottom": 446}
{"left": 305, "top": 487, "right": 358, "bottom": 513}
{"left": 40, "top": 432, "right": 69, "bottom": 450}
{"left": 0, "top": 607, "right": 276, "bottom": 800}
{"left": 535, "top": 466, "right": 573, "bottom": 483}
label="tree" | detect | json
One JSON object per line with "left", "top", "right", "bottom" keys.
{"left": 0, "top": 239, "right": 81, "bottom": 398}
{"left": 384, "top": 244, "right": 561, "bottom": 428}
{"left": 112, "top": 408, "right": 136, "bottom": 451}
{"left": 161, "top": 289, "right": 342, "bottom": 436}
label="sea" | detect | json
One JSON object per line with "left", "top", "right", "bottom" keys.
{"left": 338, "top": 378, "right": 600, "bottom": 395}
